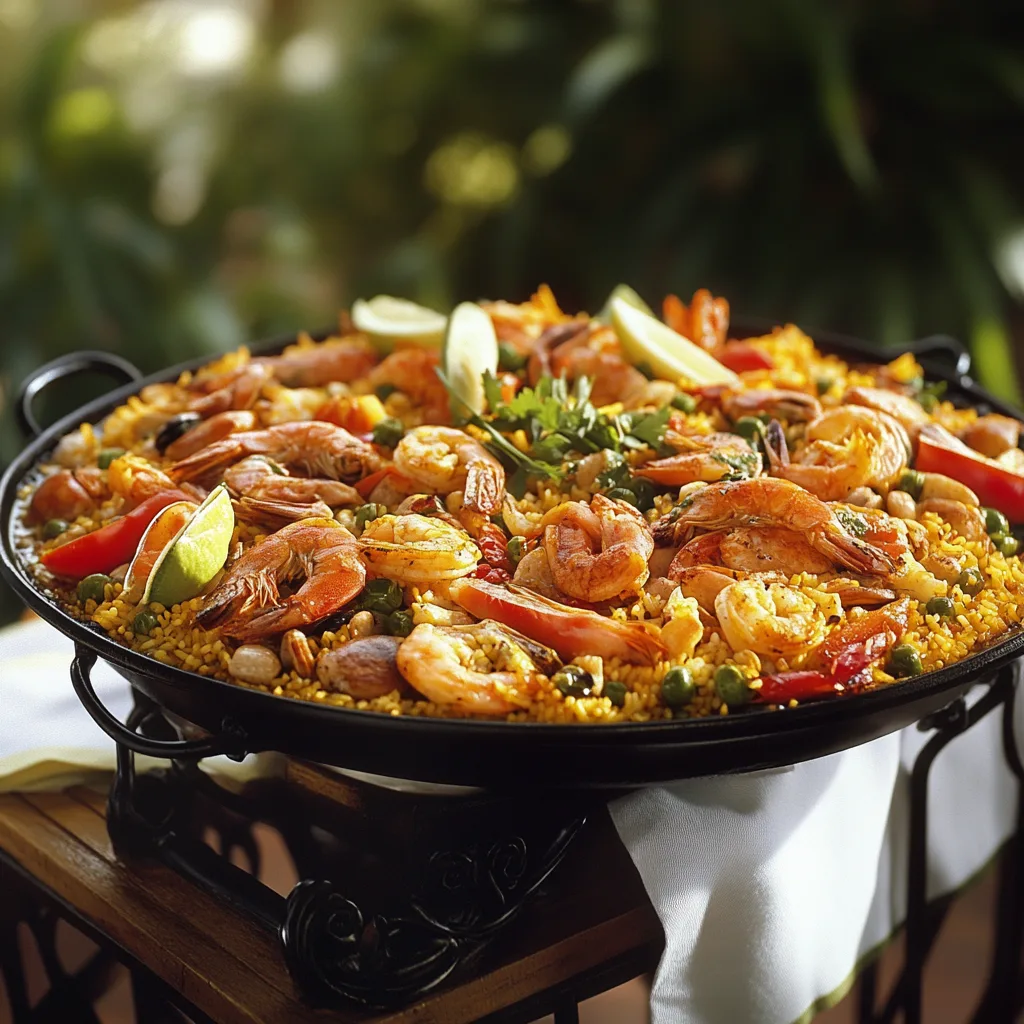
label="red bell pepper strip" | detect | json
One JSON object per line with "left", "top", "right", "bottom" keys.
{"left": 713, "top": 341, "right": 775, "bottom": 374}
{"left": 354, "top": 466, "right": 409, "bottom": 499}
{"left": 917, "top": 433, "right": 1024, "bottom": 523}
{"left": 40, "top": 490, "right": 192, "bottom": 580}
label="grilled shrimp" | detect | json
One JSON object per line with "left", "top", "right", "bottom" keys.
{"left": 233, "top": 496, "right": 335, "bottom": 527}
{"left": 107, "top": 455, "right": 183, "bottom": 506}
{"left": 662, "top": 288, "right": 729, "bottom": 351}
{"left": 187, "top": 363, "right": 272, "bottom": 418}
{"left": 368, "top": 348, "right": 451, "bottom": 423}
{"left": 358, "top": 513, "right": 480, "bottom": 583}
{"left": 28, "top": 468, "right": 109, "bottom": 523}
{"left": 256, "top": 336, "right": 377, "bottom": 388}
{"left": 169, "top": 421, "right": 382, "bottom": 485}
{"left": 721, "top": 389, "right": 822, "bottom": 423}
{"left": 547, "top": 325, "right": 648, "bottom": 406}
{"left": 393, "top": 426, "right": 505, "bottom": 516}
{"left": 715, "top": 579, "right": 841, "bottom": 659}
{"left": 634, "top": 431, "right": 762, "bottom": 486}
{"left": 396, "top": 621, "right": 560, "bottom": 715}
{"left": 223, "top": 455, "right": 362, "bottom": 507}
{"left": 844, "top": 387, "right": 930, "bottom": 441}
{"left": 669, "top": 526, "right": 835, "bottom": 576}
{"left": 448, "top": 578, "right": 667, "bottom": 665}
{"left": 960, "top": 413, "right": 1023, "bottom": 459}
{"left": 769, "top": 406, "right": 910, "bottom": 501}
{"left": 197, "top": 518, "right": 364, "bottom": 640}
{"left": 541, "top": 494, "right": 653, "bottom": 601}
{"left": 164, "top": 411, "right": 257, "bottom": 461}
{"left": 654, "top": 477, "right": 895, "bottom": 575}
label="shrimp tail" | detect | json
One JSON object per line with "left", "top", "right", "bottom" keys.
{"left": 196, "top": 567, "right": 280, "bottom": 631}
{"left": 170, "top": 438, "right": 242, "bottom": 482}
{"left": 814, "top": 531, "right": 896, "bottom": 576}
{"left": 233, "top": 496, "right": 335, "bottom": 525}
{"left": 464, "top": 463, "right": 504, "bottom": 516}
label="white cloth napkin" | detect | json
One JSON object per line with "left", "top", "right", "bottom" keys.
{"left": 1, "top": 619, "right": 1020, "bottom": 1024}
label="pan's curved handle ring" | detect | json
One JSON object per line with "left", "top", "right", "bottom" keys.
{"left": 904, "top": 335, "right": 972, "bottom": 378}
{"left": 71, "top": 646, "right": 245, "bottom": 760}
{"left": 15, "top": 351, "right": 143, "bottom": 439}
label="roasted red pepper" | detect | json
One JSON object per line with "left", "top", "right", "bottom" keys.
{"left": 713, "top": 341, "right": 775, "bottom": 374}
{"left": 354, "top": 466, "right": 407, "bottom": 499}
{"left": 917, "top": 433, "right": 1024, "bottom": 523}
{"left": 40, "top": 490, "right": 192, "bottom": 580}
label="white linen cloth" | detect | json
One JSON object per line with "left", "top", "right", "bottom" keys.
{"left": 1, "top": 618, "right": 1021, "bottom": 1023}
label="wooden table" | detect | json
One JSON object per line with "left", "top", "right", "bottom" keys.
{"left": 0, "top": 782, "right": 662, "bottom": 1023}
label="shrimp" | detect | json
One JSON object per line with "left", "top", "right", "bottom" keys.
{"left": 233, "top": 496, "right": 335, "bottom": 528}
{"left": 368, "top": 348, "right": 451, "bottom": 423}
{"left": 769, "top": 406, "right": 910, "bottom": 501}
{"left": 653, "top": 477, "right": 896, "bottom": 575}
{"left": 396, "top": 621, "right": 560, "bottom": 715}
{"left": 721, "top": 389, "right": 821, "bottom": 424}
{"left": 715, "top": 579, "right": 841, "bottom": 659}
{"left": 511, "top": 547, "right": 573, "bottom": 604}
{"left": 960, "top": 414, "right": 1023, "bottom": 459}
{"left": 197, "top": 518, "right": 364, "bottom": 640}
{"left": 662, "top": 289, "right": 729, "bottom": 351}
{"left": 844, "top": 386, "right": 930, "bottom": 441}
{"left": 669, "top": 565, "right": 738, "bottom": 615}
{"left": 28, "top": 468, "right": 109, "bottom": 523}
{"left": 358, "top": 513, "right": 480, "bottom": 583}
{"left": 669, "top": 526, "right": 835, "bottom": 576}
{"left": 256, "top": 336, "right": 377, "bottom": 388}
{"left": 915, "top": 499, "right": 987, "bottom": 542}
{"left": 223, "top": 455, "right": 362, "bottom": 507}
{"left": 169, "top": 421, "right": 383, "bottom": 485}
{"left": 547, "top": 325, "right": 648, "bottom": 405}
{"left": 188, "top": 363, "right": 272, "bottom": 418}
{"left": 393, "top": 426, "right": 505, "bottom": 516}
{"left": 541, "top": 494, "right": 653, "bottom": 601}
{"left": 164, "top": 411, "right": 256, "bottom": 461}
{"left": 107, "top": 454, "right": 182, "bottom": 506}
{"left": 448, "top": 578, "right": 667, "bottom": 665}
{"left": 526, "top": 320, "right": 590, "bottom": 385}
{"left": 634, "top": 431, "right": 762, "bottom": 486}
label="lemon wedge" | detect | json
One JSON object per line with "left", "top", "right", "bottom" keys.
{"left": 351, "top": 295, "right": 447, "bottom": 350}
{"left": 142, "top": 484, "right": 234, "bottom": 608}
{"left": 610, "top": 297, "right": 740, "bottom": 386}
{"left": 442, "top": 301, "right": 499, "bottom": 419}
{"left": 597, "top": 283, "right": 653, "bottom": 322}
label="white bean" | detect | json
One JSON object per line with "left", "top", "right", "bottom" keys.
{"left": 846, "top": 486, "right": 883, "bottom": 510}
{"left": 349, "top": 610, "right": 379, "bottom": 638}
{"left": 228, "top": 644, "right": 281, "bottom": 685}
{"left": 918, "top": 472, "right": 979, "bottom": 506}
{"left": 886, "top": 490, "right": 918, "bottom": 520}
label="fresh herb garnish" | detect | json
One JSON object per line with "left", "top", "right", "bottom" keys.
{"left": 915, "top": 379, "right": 947, "bottom": 413}
{"left": 835, "top": 507, "right": 868, "bottom": 537}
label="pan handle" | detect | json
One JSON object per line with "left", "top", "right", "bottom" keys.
{"left": 904, "top": 335, "right": 972, "bottom": 378}
{"left": 71, "top": 646, "right": 246, "bottom": 760}
{"left": 15, "top": 351, "right": 143, "bottom": 439}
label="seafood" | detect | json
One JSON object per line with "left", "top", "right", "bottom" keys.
{"left": 634, "top": 432, "right": 762, "bottom": 486}
{"left": 316, "top": 635, "right": 408, "bottom": 698}
{"left": 223, "top": 455, "right": 362, "bottom": 507}
{"left": 164, "top": 411, "right": 257, "bottom": 461}
{"left": 961, "top": 414, "right": 1022, "bottom": 459}
{"left": 669, "top": 527, "right": 835, "bottom": 576}
{"left": 197, "top": 518, "right": 365, "bottom": 640}
{"left": 358, "top": 513, "right": 481, "bottom": 583}
{"left": 257, "top": 336, "right": 378, "bottom": 388}
{"left": 188, "top": 363, "right": 272, "bottom": 418}
{"left": 393, "top": 426, "right": 505, "bottom": 516}
{"left": 367, "top": 348, "right": 450, "bottom": 423}
{"left": 106, "top": 454, "right": 182, "bottom": 506}
{"left": 721, "top": 389, "right": 822, "bottom": 424}
{"left": 662, "top": 288, "right": 729, "bottom": 351}
{"left": 844, "top": 386, "right": 930, "bottom": 440}
{"left": 232, "top": 496, "right": 336, "bottom": 527}
{"left": 28, "top": 468, "right": 108, "bottom": 523}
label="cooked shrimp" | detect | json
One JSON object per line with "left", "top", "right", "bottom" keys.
{"left": 547, "top": 325, "right": 648, "bottom": 405}
{"left": 256, "top": 337, "right": 377, "bottom": 388}
{"left": 397, "top": 621, "right": 560, "bottom": 715}
{"left": 769, "top": 406, "right": 910, "bottom": 501}
{"left": 715, "top": 579, "right": 841, "bottom": 659}
{"left": 844, "top": 386, "right": 930, "bottom": 441}
{"left": 164, "top": 411, "right": 256, "bottom": 461}
{"left": 367, "top": 348, "right": 450, "bottom": 423}
{"left": 670, "top": 526, "right": 835, "bottom": 575}
{"left": 197, "top": 518, "right": 364, "bottom": 640}
{"left": 662, "top": 289, "right": 729, "bottom": 351}
{"left": 394, "top": 426, "right": 505, "bottom": 516}
{"left": 28, "top": 468, "right": 109, "bottom": 523}
{"left": 511, "top": 546, "right": 574, "bottom": 604}
{"left": 233, "top": 495, "right": 335, "bottom": 527}
{"left": 961, "top": 413, "right": 1023, "bottom": 459}
{"left": 358, "top": 513, "right": 480, "bottom": 583}
{"left": 721, "top": 389, "right": 821, "bottom": 424}
{"left": 526, "top": 320, "right": 590, "bottom": 385}
{"left": 634, "top": 432, "right": 762, "bottom": 486}
{"left": 653, "top": 477, "right": 895, "bottom": 575}
{"left": 539, "top": 494, "right": 652, "bottom": 602}
{"left": 169, "top": 421, "right": 382, "bottom": 485}
{"left": 448, "top": 578, "right": 666, "bottom": 665}
{"left": 188, "top": 363, "right": 272, "bottom": 418}
{"left": 916, "top": 499, "right": 987, "bottom": 541}
{"left": 107, "top": 454, "right": 181, "bottom": 506}
{"left": 223, "top": 455, "right": 362, "bottom": 507}
{"left": 669, "top": 565, "right": 738, "bottom": 614}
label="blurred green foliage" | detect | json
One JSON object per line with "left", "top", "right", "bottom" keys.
{"left": 2, "top": 0, "right": 1024, "bottom": 623}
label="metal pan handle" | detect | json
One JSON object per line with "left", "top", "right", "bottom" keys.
{"left": 71, "top": 646, "right": 245, "bottom": 760}
{"left": 904, "top": 335, "right": 972, "bottom": 378}
{"left": 15, "top": 351, "right": 143, "bottom": 439}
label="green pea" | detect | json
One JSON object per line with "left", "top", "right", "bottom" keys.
{"left": 733, "top": 417, "right": 764, "bottom": 444}
{"left": 897, "top": 469, "right": 924, "bottom": 501}
{"left": 714, "top": 664, "right": 752, "bottom": 707}
{"left": 133, "top": 610, "right": 159, "bottom": 636}
{"left": 507, "top": 535, "right": 526, "bottom": 566}
{"left": 604, "top": 680, "right": 628, "bottom": 707}
{"left": 354, "top": 503, "right": 387, "bottom": 531}
{"left": 97, "top": 448, "right": 125, "bottom": 470}
{"left": 77, "top": 573, "right": 112, "bottom": 604}
{"left": 816, "top": 376, "right": 833, "bottom": 396}
{"left": 661, "top": 666, "right": 695, "bottom": 708}
{"left": 925, "top": 596, "right": 954, "bottom": 619}
{"left": 983, "top": 507, "right": 1010, "bottom": 536}
{"left": 553, "top": 665, "right": 593, "bottom": 698}
{"left": 605, "top": 487, "right": 638, "bottom": 507}
{"left": 386, "top": 610, "right": 414, "bottom": 638}
{"left": 997, "top": 535, "right": 1019, "bottom": 557}
{"left": 358, "top": 578, "right": 404, "bottom": 614}
{"left": 918, "top": 393, "right": 938, "bottom": 413}
{"left": 957, "top": 567, "right": 985, "bottom": 596}
{"left": 374, "top": 383, "right": 397, "bottom": 401}
{"left": 498, "top": 341, "right": 528, "bottom": 372}
{"left": 371, "top": 417, "right": 405, "bottom": 448}
{"left": 671, "top": 393, "right": 697, "bottom": 413}
{"left": 43, "top": 518, "right": 68, "bottom": 540}
{"left": 887, "top": 644, "right": 923, "bottom": 678}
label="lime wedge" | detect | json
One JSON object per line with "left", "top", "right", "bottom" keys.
{"left": 142, "top": 484, "right": 234, "bottom": 608}
{"left": 442, "top": 301, "right": 499, "bottom": 419}
{"left": 351, "top": 295, "right": 447, "bottom": 351}
{"left": 123, "top": 501, "right": 198, "bottom": 604}
{"left": 597, "top": 283, "right": 653, "bottom": 323}
{"left": 610, "top": 297, "right": 740, "bottom": 386}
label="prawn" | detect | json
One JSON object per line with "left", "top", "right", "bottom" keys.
{"left": 233, "top": 496, "right": 335, "bottom": 528}
{"left": 223, "top": 455, "right": 362, "bottom": 507}
{"left": 715, "top": 579, "right": 841, "bottom": 659}
{"left": 256, "top": 336, "right": 377, "bottom": 388}
{"left": 28, "top": 468, "right": 109, "bottom": 523}
{"left": 448, "top": 578, "right": 667, "bottom": 666}
{"left": 187, "top": 363, "right": 272, "bottom": 418}
{"left": 164, "top": 411, "right": 256, "bottom": 461}
{"left": 669, "top": 527, "right": 835, "bottom": 576}
{"left": 393, "top": 426, "right": 505, "bottom": 516}
{"left": 107, "top": 454, "right": 185, "bottom": 506}
{"left": 721, "top": 389, "right": 822, "bottom": 424}
{"left": 358, "top": 513, "right": 481, "bottom": 583}
{"left": 541, "top": 494, "right": 653, "bottom": 601}
{"left": 367, "top": 348, "right": 451, "bottom": 424}
{"left": 634, "top": 431, "right": 762, "bottom": 486}
{"left": 844, "top": 387, "right": 930, "bottom": 441}
{"left": 662, "top": 289, "right": 729, "bottom": 351}
{"left": 653, "top": 477, "right": 896, "bottom": 575}
{"left": 396, "top": 621, "right": 561, "bottom": 716}
{"left": 197, "top": 517, "right": 364, "bottom": 640}
{"left": 169, "top": 421, "right": 383, "bottom": 485}
{"left": 545, "top": 324, "right": 648, "bottom": 406}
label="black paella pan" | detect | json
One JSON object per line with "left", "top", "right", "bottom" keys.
{"left": 2, "top": 324, "right": 1022, "bottom": 790}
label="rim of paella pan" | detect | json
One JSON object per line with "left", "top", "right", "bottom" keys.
{"left": 2, "top": 331, "right": 1023, "bottom": 744}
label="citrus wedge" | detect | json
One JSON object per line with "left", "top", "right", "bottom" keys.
{"left": 351, "top": 295, "right": 447, "bottom": 351}
{"left": 610, "top": 297, "right": 740, "bottom": 386}
{"left": 597, "top": 283, "right": 653, "bottom": 322}
{"left": 142, "top": 484, "right": 234, "bottom": 608}
{"left": 123, "top": 500, "right": 199, "bottom": 604}
{"left": 442, "top": 301, "right": 499, "bottom": 419}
